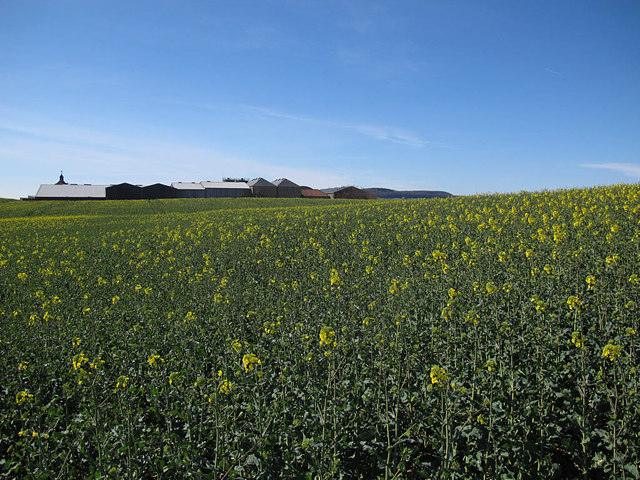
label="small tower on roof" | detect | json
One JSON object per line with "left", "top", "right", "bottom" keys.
{"left": 55, "top": 171, "right": 67, "bottom": 185}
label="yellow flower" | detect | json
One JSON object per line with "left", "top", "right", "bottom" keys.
{"left": 430, "top": 365, "right": 449, "bottom": 386}
{"left": 570, "top": 332, "right": 585, "bottom": 349}
{"left": 602, "top": 344, "right": 622, "bottom": 361}
{"left": 441, "top": 305, "right": 452, "bottom": 321}
{"left": 72, "top": 353, "right": 88, "bottom": 371}
{"left": 585, "top": 275, "right": 596, "bottom": 291}
{"left": 219, "top": 379, "right": 232, "bottom": 395}
{"left": 89, "top": 357, "right": 104, "bottom": 370}
{"left": 242, "top": 353, "right": 261, "bottom": 372}
{"left": 319, "top": 326, "right": 336, "bottom": 346}
{"left": 485, "top": 282, "right": 498, "bottom": 295}
{"left": 567, "top": 295, "right": 582, "bottom": 311}
{"left": 486, "top": 360, "right": 497, "bottom": 371}
{"left": 148, "top": 354, "right": 164, "bottom": 368}
{"left": 15, "top": 390, "right": 34, "bottom": 404}
{"left": 532, "top": 297, "right": 547, "bottom": 312}
{"left": 466, "top": 311, "right": 479, "bottom": 325}
{"left": 330, "top": 269, "right": 341, "bottom": 286}
{"left": 116, "top": 376, "right": 130, "bottom": 389}
{"left": 232, "top": 339, "right": 243, "bottom": 353}
{"left": 606, "top": 254, "right": 619, "bottom": 265}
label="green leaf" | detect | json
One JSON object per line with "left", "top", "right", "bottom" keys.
{"left": 624, "top": 464, "right": 640, "bottom": 479}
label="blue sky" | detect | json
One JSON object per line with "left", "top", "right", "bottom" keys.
{"left": 1, "top": 0, "right": 639, "bottom": 198}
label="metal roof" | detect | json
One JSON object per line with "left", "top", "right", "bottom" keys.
{"left": 108, "top": 182, "right": 142, "bottom": 188}
{"left": 272, "top": 178, "right": 299, "bottom": 188}
{"left": 35, "top": 184, "right": 107, "bottom": 198}
{"left": 201, "top": 181, "right": 251, "bottom": 190}
{"left": 172, "top": 182, "right": 205, "bottom": 190}
{"left": 300, "top": 188, "right": 329, "bottom": 198}
{"left": 247, "top": 177, "right": 275, "bottom": 187}
{"left": 143, "top": 183, "right": 174, "bottom": 189}
{"left": 321, "top": 186, "right": 365, "bottom": 194}
{"left": 321, "top": 187, "right": 345, "bottom": 194}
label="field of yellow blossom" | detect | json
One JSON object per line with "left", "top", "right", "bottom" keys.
{"left": 1, "top": 186, "right": 639, "bottom": 479}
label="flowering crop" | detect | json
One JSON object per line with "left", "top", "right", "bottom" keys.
{"left": 1, "top": 186, "right": 639, "bottom": 478}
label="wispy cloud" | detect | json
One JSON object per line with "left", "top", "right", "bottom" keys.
{"left": 544, "top": 67, "right": 567, "bottom": 79}
{"left": 241, "top": 104, "right": 430, "bottom": 147}
{"left": 351, "top": 125, "right": 428, "bottom": 147}
{"left": 0, "top": 110, "right": 354, "bottom": 197}
{"left": 580, "top": 163, "right": 640, "bottom": 179}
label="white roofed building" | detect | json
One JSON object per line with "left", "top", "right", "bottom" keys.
{"left": 35, "top": 184, "right": 107, "bottom": 200}
{"left": 201, "top": 181, "right": 251, "bottom": 198}
{"left": 172, "top": 181, "right": 251, "bottom": 198}
{"left": 172, "top": 182, "right": 206, "bottom": 198}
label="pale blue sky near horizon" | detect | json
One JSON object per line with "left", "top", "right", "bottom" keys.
{"left": 1, "top": 0, "right": 639, "bottom": 199}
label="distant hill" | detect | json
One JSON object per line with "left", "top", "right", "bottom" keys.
{"left": 365, "top": 188, "right": 453, "bottom": 199}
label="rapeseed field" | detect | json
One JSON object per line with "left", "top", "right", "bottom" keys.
{"left": 1, "top": 186, "right": 639, "bottom": 479}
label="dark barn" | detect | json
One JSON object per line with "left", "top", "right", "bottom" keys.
{"left": 247, "top": 178, "right": 277, "bottom": 197}
{"left": 273, "top": 178, "right": 301, "bottom": 198}
{"left": 106, "top": 183, "right": 143, "bottom": 200}
{"left": 322, "top": 186, "right": 370, "bottom": 199}
{"left": 143, "top": 183, "right": 178, "bottom": 199}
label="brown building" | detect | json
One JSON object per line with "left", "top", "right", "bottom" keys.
{"left": 322, "top": 186, "right": 370, "bottom": 199}
{"left": 300, "top": 187, "right": 329, "bottom": 199}
{"left": 247, "top": 178, "right": 277, "bottom": 197}
{"left": 273, "top": 178, "right": 301, "bottom": 198}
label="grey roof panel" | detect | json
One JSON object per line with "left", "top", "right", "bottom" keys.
{"left": 247, "top": 177, "right": 275, "bottom": 187}
{"left": 272, "top": 178, "right": 299, "bottom": 187}
{"left": 171, "top": 182, "right": 206, "bottom": 190}
{"left": 201, "top": 181, "right": 251, "bottom": 190}
{"left": 35, "top": 184, "right": 107, "bottom": 198}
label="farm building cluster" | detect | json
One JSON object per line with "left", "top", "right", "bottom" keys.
{"left": 27, "top": 174, "right": 375, "bottom": 201}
